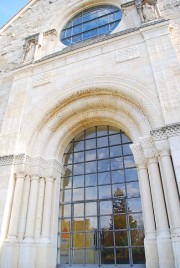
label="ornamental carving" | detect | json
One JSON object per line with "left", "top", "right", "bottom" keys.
{"left": 116, "top": 46, "right": 140, "bottom": 63}
{"left": 130, "top": 143, "right": 147, "bottom": 166}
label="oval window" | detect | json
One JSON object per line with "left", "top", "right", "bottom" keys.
{"left": 60, "top": 5, "right": 122, "bottom": 46}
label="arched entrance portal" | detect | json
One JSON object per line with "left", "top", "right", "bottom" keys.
{"left": 58, "top": 126, "right": 145, "bottom": 268}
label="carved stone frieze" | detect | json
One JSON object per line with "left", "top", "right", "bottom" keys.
{"left": 151, "top": 123, "right": 180, "bottom": 139}
{"left": 116, "top": 45, "right": 140, "bottom": 63}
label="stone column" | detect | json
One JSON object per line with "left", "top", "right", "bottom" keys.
{"left": 156, "top": 139, "right": 180, "bottom": 268}
{"left": 7, "top": 171, "right": 25, "bottom": 242}
{"left": 40, "top": 176, "right": 55, "bottom": 243}
{"left": 24, "top": 174, "right": 39, "bottom": 243}
{"left": 140, "top": 137, "right": 175, "bottom": 268}
{"left": 18, "top": 175, "right": 31, "bottom": 241}
{"left": 131, "top": 144, "right": 159, "bottom": 268}
{"left": 35, "top": 177, "right": 45, "bottom": 241}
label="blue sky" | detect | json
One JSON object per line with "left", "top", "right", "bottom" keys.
{"left": 0, "top": 0, "right": 29, "bottom": 28}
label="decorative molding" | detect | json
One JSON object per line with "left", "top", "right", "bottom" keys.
{"left": 43, "top": 29, "right": 57, "bottom": 37}
{"left": 116, "top": 45, "right": 140, "bottom": 63}
{"left": 155, "top": 139, "right": 170, "bottom": 156}
{"left": 33, "top": 72, "right": 52, "bottom": 87}
{"left": 130, "top": 143, "right": 147, "bottom": 166}
{"left": 0, "top": 155, "right": 14, "bottom": 166}
{"left": 151, "top": 123, "right": 180, "bottom": 139}
{"left": 139, "top": 136, "right": 158, "bottom": 159}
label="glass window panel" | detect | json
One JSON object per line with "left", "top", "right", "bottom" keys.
{"left": 115, "top": 11, "right": 122, "bottom": 20}
{"left": 124, "top": 155, "right": 135, "bottom": 168}
{"left": 113, "top": 199, "right": 126, "bottom": 214}
{"left": 123, "top": 144, "right": 132, "bottom": 155}
{"left": 85, "top": 127, "right": 96, "bottom": 139}
{"left": 98, "top": 159, "right": 110, "bottom": 172}
{"left": 116, "top": 248, "right": 129, "bottom": 264}
{"left": 85, "top": 138, "right": 96, "bottom": 149}
{"left": 98, "top": 15, "right": 109, "bottom": 26}
{"left": 60, "top": 204, "right": 71, "bottom": 218}
{"left": 64, "top": 153, "right": 73, "bottom": 165}
{"left": 132, "top": 247, "right": 145, "bottom": 264}
{"left": 110, "top": 145, "right": 122, "bottom": 158}
{"left": 86, "top": 217, "right": 97, "bottom": 231}
{"left": 112, "top": 170, "right": 125, "bottom": 184}
{"left": 74, "top": 203, "right": 84, "bottom": 217}
{"left": 83, "top": 29, "right": 97, "bottom": 40}
{"left": 99, "top": 185, "right": 111, "bottom": 199}
{"left": 73, "top": 163, "right": 84, "bottom": 175}
{"left": 85, "top": 161, "right": 97, "bottom": 173}
{"left": 109, "top": 134, "right": 121, "bottom": 145}
{"left": 65, "top": 143, "right": 74, "bottom": 154}
{"left": 62, "top": 189, "right": 71, "bottom": 202}
{"left": 86, "top": 232, "right": 96, "bottom": 248}
{"left": 83, "top": 10, "right": 97, "bottom": 22}
{"left": 129, "top": 213, "right": 144, "bottom": 229}
{"left": 100, "top": 200, "right": 112, "bottom": 215}
{"left": 73, "top": 188, "right": 84, "bottom": 201}
{"left": 98, "top": 172, "right": 110, "bottom": 185}
{"left": 97, "top": 126, "right": 108, "bottom": 136}
{"left": 62, "top": 176, "right": 72, "bottom": 189}
{"left": 108, "top": 127, "right": 120, "bottom": 134}
{"left": 109, "top": 13, "right": 115, "bottom": 23}
{"left": 61, "top": 219, "right": 71, "bottom": 233}
{"left": 125, "top": 168, "right": 138, "bottom": 182}
{"left": 99, "top": 24, "right": 110, "bottom": 35}
{"left": 126, "top": 182, "right": 140, "bottom": 198}
{"left": 73, "top": 175, "right": 84, "bottom": 188}
{"left": 112, "top": 184, "right": 126, "bottom": 197}
{"left": 85, "top": 202, "right": 97, "bottom": 216}
{"left": 60, "top": 249, "right": 70, "bottom": 264}
{"left": 111, "top": 157, "right": 123, "bottom": 170}
{"left": 73, "top": 24, "right": 82, "bottom": 35}
{"left": 115, "top": 231, "right": 128, "bottom": 246}
{"left": 85, "top": 149, "right": 96, "bottom": 161}
{"left": 103, "top": 231, "right": 114, "bottom": 247}
{"left": 72, "top": 34, "right": 82, "bottom": 43}
{"left": 64, "top": 165, "right": 73, "bottom": 176}
{"left": 85, "top": 173, "right": 97, "bottom": 186}
{"left": 127, "top": 198, "right": 142, "bottom": 213}
{"left": 97, "top": 136, "right": 108, "bottom": 148}
{"left": 86, "top": 249, "right": 98, "bottom": 264}
{"left": 65, "top": 28, "right": 72, "bottom": 38}
{"left": 74, "top": 131, "right": 84, "bottom": 141}
{"left": 60, "top": 233, "right": 71, "bottom": 248}
{"left": 97, "top": 147, "right": 109, "bottom": 159}
{"left": 74, "top": 152, "right": 84, "bottom": 163}
{"left": 114, "top": 214, "right": 127, "bottom": 230}
{"left": 131, "top": 230, "right": 145, "bottom": 246}
{"left": 98, "top": 8, "right": 110, "bottom": 17}
{"left": 100, "top": 215, "right": 112, "bottom": 230}
{"left": 122, "top": 133, "right": 131, "bottom": 143}
{"left": 73, "top": 218, "right": 85, "bottom": 232}
{"left": 85, "top": 186, "right": 97, "bottom": 200}
{"left": 101, "top": 248, "right": 115, "bottom": 264}
{"left": 74, "top": 141, "right": 84, "bottom": 152}
{"left": 72, "top": 249, "right": 85, "bottom": 264}
{"left": 73, "top": 16, "right": 82, "bottom": 26}
{"left": 83, "top": 19, "right": 97, "bottom": 31}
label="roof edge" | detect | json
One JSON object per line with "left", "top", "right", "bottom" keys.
{"left": 0, "top": 0, "right": 37, "bottom": 34}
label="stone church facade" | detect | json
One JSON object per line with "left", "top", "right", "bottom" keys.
{"left": 0, "top": 0, "right": 180, "bottom": 267}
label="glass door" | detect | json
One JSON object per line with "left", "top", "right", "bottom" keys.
{"left": 57, "top": 126, "right": 146, "bottom": 268}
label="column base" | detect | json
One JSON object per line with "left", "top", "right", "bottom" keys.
{"left": 157, "top": 236, "right": 175, "bottom": 268}
{"left": 36, "top": 244, "right": 56, "bottom": 268}
{"left": 18, "top": 243, "right": 36, "bottom": 268}
{"left": 172, "top": 236, "right": 180, "bottom": 268}
{"left": 144, "top": 237, "right": 159, "bottom": 268}
{"left": 0, "top": 242, "right": 19, "bottom": 268}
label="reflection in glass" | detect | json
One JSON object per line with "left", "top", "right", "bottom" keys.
{"left": 64, "top": 153, "right": 73, "bottom": 165}
{"left": 85, "top": 149, "right": 96, "bottom": 161}
{"left": 86, "top": 232, "right": 95, "bottom": 248}
{"left": 74, "top": 151, "right": 84, "bottom": 163}
{"left": 112, "top": 170, "right": 125, "bottom": 184}
{"left": 103, "top": 231, "right": 114, "bottom": 247}
{"left": 124, "top": 155, "right": 135, "bottom": 168}
{"left": 60, "top": 249, "right": 70, "bottom": 264}
{"left": 98, "top": 159, "right": 110, "bottom": 172}
{"left": 129, "top": 213, "right": 144, "bottom": 229}
{"left": 74, "top": 141, "right": 84, "bottom": 152}
{"left": 101, "top": 249, "right": 114, "bottom": 264}
{"left": 86, "top": 138, "right": 96, "bottom": 149}
{"left": 100, "top": 201, "right": 112, "bottom": 215}
{"left": 128, "top": 198, "right": 142, "bottom": 213}
{"left": 73, "top": 175, "right": 84, "bottom": 188}
{"left": 97, "top": 136, "right": 108, "bottom": 148}
{"left": 86, "top": 249, "right": 98, "bottom": 264}
{"left": 86, "top": 161, "right": 97, "bottom": 173}
{"left": 109, "top": 134, "right": 121, "bottom": 145}
{"left": 110, "top": 145, "right": 122, "bottom": 157}
{"left": 97, "top": 126, "right": 108, "bottom": 136}
{"left": 126, "top": 182, "right": 140, "bottom": 198}
{"left": 73, "top": 163, "right": 84, "bottom": 175}
{"left": 85, "top": 202, "right": 97, "bottom": 216}
{"left": 72, "top": 249, "right": 85, "bottom": 264}
{"left": 86, "top": 127, "right": 96, "bottom": 139}
{"left": 73, "top": 218, "right": 85, "bottom": 232}
{"left": 61, "top": 219, "right": 70, "bottom": 233}
{"left": 131, "top": 230, "right": 144, "bottom": 246}
{"left": 116, "top": 248, "right": 129, "bottom": 264}
{"left": 99, "top": 185, "right": 111, "bottom": 199}
{"left": 111, "top": 157, "right": 123, "bottom": 170}
{"left": 113, "top": 199, "right": 126, "bottom": 214}
{"left": 125, "top": 168, "right": 138, "bottom": 182}
{"left": 122, "top": 133, "right": 131, "bottom": 143}
{"left": 100, "top": 215, "right": 112, "bottom": 230}
{"left": 73, "top": 233, "right": 85, "bottom": 248}
{"left": 62, "top": 176, "right": 72, "bottom": 189}
{"left": 123, "top": 144, "right": 132, "bottom": 155}
{"left": 112, "top": 184, "right": 126, "bottom": 197}
{"left": 74, "top": 203, "right": 84, "bottom": 217}
{"left": 85, "top": 173, "right": 97, "bottom": 186}
{"left": 98, "top": 172, "right": 110, "bottom": 185}
{"left": 132, "top": 247, "right": 145, "bottom": 264}
{"left": 62, "top": 189, "right": 71, "bottom": 202}
{"left": 85, "top": 187, "right": 97, "bottom": 200}
{"left": 97, "top": 147, "right": 109, "bottom": 159}
{"left": 86, "top": 217, "right": 97, "bottom": 231}
{"left": 115, "top": 231, "right": 128, "bottom": 246}
{"left": 73, "top": 188, "right": 84, "bottom": 201}
{"left": 61, "top": 204, "right": 71, "bottom": 218}
{"left": 114, "top": 214, "right": 127, "bottom": 230}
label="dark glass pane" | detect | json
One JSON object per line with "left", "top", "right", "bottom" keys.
{"left": 65, "top": 165, "right": 73, "bottom": 176}
{"left": 131, "top": 230, "right": 144, "bottom": 246}
{"left": 100, "top": 201, "right": 112, "bottom": 215}
{"left": 74, "top": 140, "right": 84, "bottom": 151}
{"left": 126, "top": 182, "right": 140, "bottom": 198}
{"left": 85, "top": 202, "right": 97, "bottom": 216}
{"left": 112, "top": 170, "right": 125, "bottom": 184}
{"left": 99, "top": 185, "right": 111, "bottom": 199}
{"left": 132, "top": 247, "right": 145, "bottom": 264}
{"left": 85, "top": 149, "right": 96, "bottom": 161}
{"left": 127, "top": 198, "right": 142, "bottom": 213}
{"left": 100, "top": 215, "right": 112, "bottom": 230}
{"left": 98, "top": 172, "right": 110, "bottom": 185}
{"left": 97, "top": 147, "right": 109, "bottom": 159}
{"left": 86, "top": 138, "right": 96, "bottom": 149}
{"left": 97, "top": 136, "right": 108, "bottom": 147}
{"left": 112, "top": 184, "right": 126, "bottom": 197}
{"left": 125, "top": 168, "right": 138, "bottom": 182}
{"left": 85, "top": 173, "right": 97, "bottom": 186}
{"left": 74, "top": 203, "right": 84, "bottom": 217}
{"left": 109, "top": 134, "right": 121, "bottom": 145}
{"left": 86, "top": 161, "right": 97, "bottom": 173}
{"left": 97, "top": 125, "right": 108, "bottom": 136}
{"left": 115, "top": 231, "right": 128, "bottom": 246}
{"left": 114, "top": 214, "right": 127, "bottom": 230}
{"left": 116, "top": 248, "right": 129, "bottom": 264}
{"left": 86, "top": 217, "right": 97, "bottom": 231}
{"left": 123, "top": 144, "right": 132, "bottom": 155}
{"left": 98, "top": 159, "right": 110, "bottom": 172}
{"left": 101, "top": 248, "right": 114, "bottom": 264}
{"left": 73, "top": 218, "right": 85, "bottom": 232}
{"left": 111, "top": 157, "right": 123, "bottom": 170}
{"left": 103, "top": 231, "right": 114, "bottom": 247}
{"left": 113, "top": 199, "right": 126, "bottom": 214}
{"left": 85, "top": 186, "right": 97, "bottom": 200}
{"left": 124, "top": 155, "right": 135, "bottom": 168}
{"left": 73, "top": 175, "right": 84, "bottom": 188}
{"left": 129, "top": 213, "right": 144, "bottom": 229}
{"left": 110, "top": 145, "right": 122, "bottom": 157}
{"left": 72, "top": 249, "right": 85, "bottom": 264}
{"left": 74, "top": 152, "right": 84, "bottom": 163}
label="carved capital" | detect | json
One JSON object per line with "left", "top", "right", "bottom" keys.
{"left": 139, "top": 136, "right": 158, "bottom": 160}
{"left": 155, "top": 139, "right": 170, "bottom": 156}
{"left": 130, "top": 143, "right": 147, "bottom": 166}
{"left": 151, "top": 128, "right": 167, "bottom": 141}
